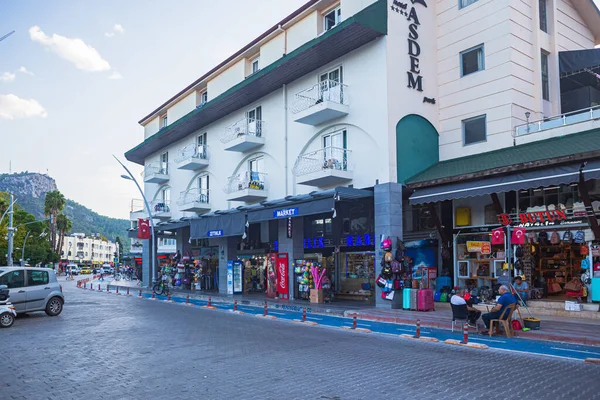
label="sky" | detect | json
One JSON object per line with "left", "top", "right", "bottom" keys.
{"left": 0, "top": 0, "right": 599, "bottom": 220}
{"left": 0, "top": 0, "right": 306, "bottom": 219}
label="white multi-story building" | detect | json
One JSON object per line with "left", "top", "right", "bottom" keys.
{"left": 126, "top": 0, "right": 600, "bottom": 306}
{"left": 62, "top": 233, "right": 118, "bottom": 265}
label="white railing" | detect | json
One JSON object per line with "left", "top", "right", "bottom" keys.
{"left": 177, "top": 188, "right": 210, "bottom": 206}
{"left": 130, "top": 199, "right": 145, "bottom": 213}
{"left": 514, "top": 105, "right": 600, "bottom": 137}
{"left": 291, "top": 79, "right": 349, "bottom": 114}
{"left": 220, "top": 117, "right": 265, "bottom": 144}
{"left": 223, "top": 171, "right": 267, "bottom": 194}
{"left": 174, "top": 144, "right": 209, "bottom": 164}
{"left": 143, "top": 163, "right": 169, "bottom": 178}
{"left": 292, "top": 147, "right": 351, "bottom": 176}
{"left": 151, "top": 199, "right": 171, "bottom": 214}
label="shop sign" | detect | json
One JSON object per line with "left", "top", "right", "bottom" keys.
{"left": 226, "top": 260, "right": 233, "bottom": 295}
{"left": 207, "top": 230, "right": 223, "bottom": 237}
{"left": 345, "top": 234, "right": 374, "bottom": 247}
{"left": 276, "top": 253, "right": 289, "bottom": 300}
{"left": 286, "top": 217, "right": 293, "bottom": 239}
{"left": 498, "top": 209, "right": 586, "bottom": 228}
{"left": 304, "top": 237, "right": 325, "bottom": 249}
{"left": 273, "top": 207, "right": 298, "bottom": 218}
{"left": 466, "top": 241, "right": 491, "bottom": 255}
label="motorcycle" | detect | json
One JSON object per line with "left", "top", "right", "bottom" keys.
{"left": 0, "top": 285, "right": 16, "bottom": 328}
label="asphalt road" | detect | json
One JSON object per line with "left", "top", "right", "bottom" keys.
{"left": 1, "top": 279, "right": 599, "bottom": 400}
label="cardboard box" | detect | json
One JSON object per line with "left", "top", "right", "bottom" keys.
{"left": 310, "top": 289, "right": 324, "bottom": 303}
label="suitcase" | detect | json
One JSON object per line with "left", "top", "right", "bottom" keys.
{"left": 417, "top": 288, "right": 435, "bottom": 311}
{"left": 403, "top": 288, "right": 411, "bottom": 310}
{"left": 434, "top": 291, "right": 441, "bottom": 302}
{"left": 410, "top": 289, "right": 418, "bottom": 310}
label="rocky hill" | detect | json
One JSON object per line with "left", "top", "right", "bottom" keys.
{"left": 0, "top": 172, "right": 128, "bottom": 241}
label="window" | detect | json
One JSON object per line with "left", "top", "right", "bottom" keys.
{"left": 162, "top": 188, "right": 171, "bottom": 205}
{"left": 460, "top": 45, "right": 485, "bottom": 77}
{"left": 319, "top": 66, "right": 343, "bottom": 103}
{"left": 199, "top": 174, "right": 209, "bottom": 203}
{"left": 324, "top": 6, "right": 341, "bottom": 32}
{"left": 462, "top": 115, "right": 487, "bottom": 145}
{"left": 541, "top": 51, "right": 550, "bottom": 101}
{"left": 249, "top": 157, "right": 264, "bottom": 174}
{"left": 246, "top": 106, "right": 262, "bottom": 136}
{"left": 197, "top": 90, "right": 208, "bottom": 107}
{"left": 160, "top": 151, "right": 168, "bottom": 174}
{"left": 323, "top": 130, "right": 347, "bottom": 170}
{"left": 197, "top": 133, "right": 207, "bottom": 158}
{"left": 251, "top": 58, "right": 260, "bottom": 74}
{"left": 539, "top": 0, "right": 548, "bottom": 32}
{"left": 0, "top": 270, "right": 25, "bottom": 289}
{"left": 161, "top": 114, "right": 168, "bottom": 128}
{"left": 28, "top": 270, "right": 49, "bottom": 286}
{"left": 459, "top": 0, "right": 478, "bottom": 9}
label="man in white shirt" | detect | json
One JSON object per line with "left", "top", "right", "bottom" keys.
{"left": 451, "top": 288, "right": 481, "bottom": 327}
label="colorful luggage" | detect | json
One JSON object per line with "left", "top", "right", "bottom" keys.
{"left": 434, "top": 291, "right": 441, "bottom": 302}
{"left": 410, "top": 289, "right": 418, "bottom": 311}
{"left": 417, "top": 288, "right": 435, "bottom": 311}
{"left": 403, "top": 288, "right": 411, "bottom": 310}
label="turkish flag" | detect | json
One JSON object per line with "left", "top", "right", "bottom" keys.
{"left": 138, "top": 219, "right": 151, "bottom": 239}
{"left": 511, "top": 227, "right": 526, "bottom": 245}
{"left": 491, "top": 228, "right": 504, "bottom": 245}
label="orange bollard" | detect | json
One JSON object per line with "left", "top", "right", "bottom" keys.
{"left": 98, "top": 284, "right": 101, "bottom": 292}
{"left": 352, "top": 314, "right": 357, "bottom": 329}
{"left": 167, "top": 293, "right": 171, "bottom": 302}
{"left": 116, "top": 286, "right": 119, "bottom": 295}
{"left": 139, "top": 289, "right": 143, "bottom": 298}
{"left": 414, "top": 319, "right": 421, "bottom": 339}
{"left": 84, "top": 283, "right": 87, "bottom": 290}
{"left": 302, "top": 307, "right": 307, "bottom": 322}
{"left": 107, "top": 285, "right": 110, "bottom": 293}
{"left": 186, "top": 294, "right": 190, "bottom": 305}
{"left": 233, "top": 300, "right": 238, "bottom": 312}
{"left": 462, "top": 323, "right": 469, "bottom": 344}
{"left": 264, "top": 301, "right": 268, "bottom": 317}
{"left": 208, "top": 296, "right": 212, "bottom": 307}
{"left": 126, "top": 287, "right": 130, "bottom": 296}
{"left": 151, "top": 291, "right": 155, "bottom": 299}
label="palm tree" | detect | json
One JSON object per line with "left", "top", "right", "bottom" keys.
{"left": 44, "top": 190, "right": 66, "bottom": 252}
{"left": 55, "top": 214, "right": 72, "bottom": 255}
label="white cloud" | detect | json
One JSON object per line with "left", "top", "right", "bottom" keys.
{"left": 108, "top": 71, "right": 123, "bottom": 80}
{"left": 29, "top": 26, "right": 111, "bottom": 72}
{"left": 105, "top": 24, "right": 124, "bottom": 37}
{"left": 18, "top": 66, "right": 34, "bottom": 76}
{"left": 0, "top": 94, "right": 47, "bottom": 120}
{"left": 0, "top": 72, "right": 16, "bottom": 82}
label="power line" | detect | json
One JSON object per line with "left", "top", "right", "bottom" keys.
{"left": 0, "top": 31, "right": 15, "bottom": 43}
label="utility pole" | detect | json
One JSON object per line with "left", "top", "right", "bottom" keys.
{"left": 7, "top": 194, "right": 14, "bottom": 266}
{"left": 21, "top": 231, "right": 31, "bottom": 266}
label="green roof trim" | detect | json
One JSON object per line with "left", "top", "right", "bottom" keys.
{"left": 406, "top": 128, "right": 600, "bottom": 186}
{"left": 125, "top": 0, "right": 387, "bottom": 164}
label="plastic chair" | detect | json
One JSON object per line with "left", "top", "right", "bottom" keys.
{"left": 451, "top": 303, "right": 473, "bottom": 332}
{"left": 489, "top": 304, "right": 516, "bottom": 338}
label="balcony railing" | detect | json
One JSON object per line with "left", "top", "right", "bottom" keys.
{"left": 131, "top": 199, "right": 145, "bottom": 213}
{"left": 514, "top": 105, "right": 600, "bottom": 137}
{"left": 174, "top": 144, "right": 209, "bottom": 164}
{"left": 293, "top": 147, "right": 351, "bottom": 176}
{"left": 220, "top": 117, "right": 265, "bottom": 144}
{"left": 177, "top": 188, "right": 210, "bottom": 206}
{"left": 224, "top": 171, "right": 267, "bottom": 194}
{"left": 143, "top": 163, "right": 169, "bottom": 181}
{"left": 291, "top": 79, "right": 348, "bottom": 114}
{"left": 151, "top": 200, "right": 171, "bottom": 214}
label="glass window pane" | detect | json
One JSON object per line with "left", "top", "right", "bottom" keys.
{"left": 28, "top": 270, "right": 49, "bottom": 286}
{"left": 463, "top": 116, "right": 486, "bottom": 145}
{"left": 461, "top": 47, "right": 483, "bottom": 76}
{"left": 0, "top": 270, "right": 25, "bottom": 289}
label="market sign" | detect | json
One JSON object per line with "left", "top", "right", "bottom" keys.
{"left": 207, "top": 230, "right": 223, "bottom": 237}
{"left": 345, "top": 234, "right": 374, "bottom": 247}
{"left": 273, "top": 208, "right": 298, "bottom": 218}
{"left": 497, "top": 209, "right": 586, "bottom": 228}
{"left": 466, "top": 241, "right": 491, "bottom": 255}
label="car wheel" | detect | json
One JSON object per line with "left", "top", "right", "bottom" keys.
{"left": 0, "top": 312, "right": 14, "bottom": 328}
{"left": 45, "top": 297, "right": 64, "bottom": 317}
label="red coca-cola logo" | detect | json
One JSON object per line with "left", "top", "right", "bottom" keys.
{"left": 278, "top": 263, "right": 286, "bottom": 289}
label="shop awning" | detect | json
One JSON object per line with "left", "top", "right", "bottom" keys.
{"left": 190, "top": 212, "right": 245, "bottom": 239}
{"left": 247, "top": 197, "right": 335, "bottom": 223}
{"left": 409, "top": 160, "right": 600, "bottom": 205}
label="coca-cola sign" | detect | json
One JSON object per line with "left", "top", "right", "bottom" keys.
{"left": 276, "top": 253, "right": 289, "bottom": 300}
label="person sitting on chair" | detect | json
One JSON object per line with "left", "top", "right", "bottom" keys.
{"left": 480, "top": 285, "right": 516, "bottom": 335}
{"left": 513, "top": 276, "right": 528, "bottom": 305}
{"left": 451, "top": 288, "right": 481, "bottom": 327}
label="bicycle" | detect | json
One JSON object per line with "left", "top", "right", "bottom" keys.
{"left": 153, "top": 281, "right": 171, "bottom": 296}
{"left": 114, "top": 273, "right": 122, "bottom": 281}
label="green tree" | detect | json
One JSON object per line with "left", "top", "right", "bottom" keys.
{"left": 44, "top": 190, "right": 66, "bottom": 252}
{"left": 56, "top": 213, "right": 72, "bottom": 256}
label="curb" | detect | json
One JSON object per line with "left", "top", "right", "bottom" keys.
{"left": 256, "top": 315, "right": 276, "bottom": 319}
{"left": 293, "top": 319, "right": 317, "bottom": 326}
{"left": 229, "top": 310, "right": 244, "bottom": 314}
{"left": 444, "top": 339, "right": 488, "bottom": 349}
{"left": 584, "top": 358, "right": 600, "bottom": 364}
{"left": 202, "top": 306, "right": 217, "bottom": 310}
{"left": 341, "top": 326, "right": 372, "bottom": 333}
{"left": 399, "top": 334, "right": 439, "bottom": 342}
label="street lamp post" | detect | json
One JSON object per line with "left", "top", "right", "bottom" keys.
{"left": 113, "top": 156, "right": 156, "bottom": 287}
{"left": 21, "top": 230, "right": 31, "bottom": 266}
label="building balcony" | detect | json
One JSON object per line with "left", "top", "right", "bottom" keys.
{"left": 224, "top": 171, "right": 268, "bottom": 202}
{"left": 177, "top": 188, "right": 211, "bottom": 214}
{"left": 143, "top": 164, "right": 169, "bottom": 184}
{"left": 220, "top": 118, "right": 265, "bottom": 152}
{"left": 293, "top": 147, "right": 353, "bottom": 187}
{"left": 514, "top": 105, "right": 600, "bottom": 145}
{"left": 175, "top": 144, "right": 209, "bottom": 171}
{"left": 291, "top": 80, "right": 349, "bottom": 126}
{"left": 151, "top": 200, "right": 171, "bottom": 220}
{"left": 130, "top": 199, "right": 146, "bottom": 221}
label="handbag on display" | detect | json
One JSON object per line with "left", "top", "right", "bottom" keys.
{"left": 411, "top": 279, "right": 419, "bottom": 289}
{"left": 376, "top": 275, "right": 386, "bottom": 288}
{"left": 385, "top": 291, "right": 395, "bottom": 301}
{"left": 573, "top": 230, "right": 585, "bottom": 244}
{"left": 563, "top": 230, "right": 573, "bottom": 243}
{"left": 550, "top": 231, "right": 560, "bottom": 245}
{"left": 539, "top": 231, "right": 549, "bottom": 245}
